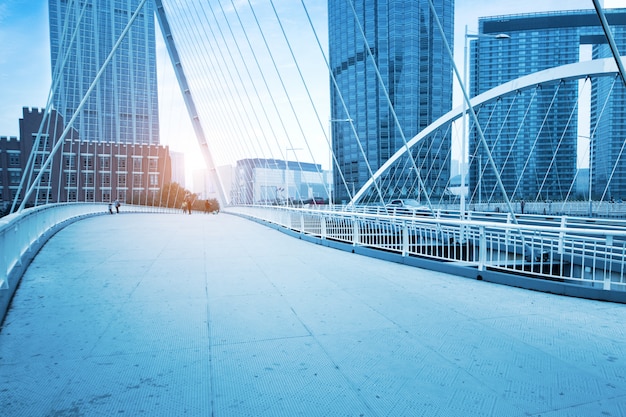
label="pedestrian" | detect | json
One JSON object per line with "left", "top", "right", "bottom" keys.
{"left": 114, "top": 199, "right": 120, "bottom": 213}
{"left": 520, "top": 199, "right": 525, "bottom": 214}
{"left": 186, "top": 195, "right": 193, "bottom": 215}
{"left": 204, "top": 199, "right": 210, "bottom": 214}
{"left": 182, "top": 201, "right": 187, "bottom": 214}
{"left": 108, "top": 202, "right": 113, "bottom": 214}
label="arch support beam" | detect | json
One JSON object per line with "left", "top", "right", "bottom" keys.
{"left": 353, "top": 57, "right": 625, "bottom": 205}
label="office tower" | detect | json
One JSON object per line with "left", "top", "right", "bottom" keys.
{"left": 470, "top": 9, "right": 626, "bottom": 202}
{"left": 328, "top": 0, "right": 454, "bottom": 204}
{"left": 48, "top": 0, "right": 159, "bottom": 145}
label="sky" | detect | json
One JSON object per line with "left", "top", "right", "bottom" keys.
{"left": 0, "top": 0, "right": 622, "bottom": 178}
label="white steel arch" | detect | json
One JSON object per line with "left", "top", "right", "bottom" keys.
{"left": 351, "top": 56, "right": 626, "bottom": 205}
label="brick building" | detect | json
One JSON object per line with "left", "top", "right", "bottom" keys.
{"left": 0, "top": 107, "right": 171, "bottom": 212}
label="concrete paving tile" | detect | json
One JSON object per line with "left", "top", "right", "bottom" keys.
{"left": 211, "top": 337, "right": 372, "bottom": 417}
{"left": 209, "top": 293, "right": 310, "bottom": 345}
{"left": 46, "top": 348, "right": 211, "bottom": 417}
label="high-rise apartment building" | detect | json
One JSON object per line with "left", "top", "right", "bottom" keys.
{"left": 328, "top": 0, "right": 454, "bottom": 204}
{"left": 470, "top": 9, "right": 626, "bottom": 202}
{"left": 48, "top": 0, "right": 159, "bottom": 145}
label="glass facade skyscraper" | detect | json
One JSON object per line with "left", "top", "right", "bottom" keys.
{"left": 48, "top": 0, "right": 159, "bottom": 145}
{"left": 470, "top": 9, "right": 626, "bottom": 202}
{"left": 328, "top": 0, "right": 454, "bottom": 204}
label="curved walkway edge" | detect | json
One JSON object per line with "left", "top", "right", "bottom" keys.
{"left": 1, "top": 213, "right": 626, "bottom": 417}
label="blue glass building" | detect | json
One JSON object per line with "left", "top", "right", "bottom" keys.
{"left": 470, "top": 9, "right": 626, "bottom": 202}
{"left": 328, "top": 0, "right": 454, "bottom": 204}
{"left": 48, "top": 0, "right": 159, "bottom": 145}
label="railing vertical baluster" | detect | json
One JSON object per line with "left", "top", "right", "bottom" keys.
{"left": 604, "top": 235, "right": 613, "bottom": 290}
{"left": 478, "top": 225, "right": 486, "bottom": 271}
{"left": 402, "top": 221, "right": 408, "bottom": 257}
{"left": 558, "top": 216, "right": 566, "bottom": 254}
{"left": 352, "top": 218, "right": 359, "bottom": 247}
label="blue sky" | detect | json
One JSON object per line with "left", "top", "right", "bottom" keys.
{"left": 0, "top": 0, "right": 620, "bottom": 159}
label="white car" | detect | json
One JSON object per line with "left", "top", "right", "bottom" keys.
{"left": 386, "top": 199, "right": 431, "bottom": 216}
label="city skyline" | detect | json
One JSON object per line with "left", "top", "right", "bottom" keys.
{"left": 0, "top": 0, "right": 620, "bottom": 170}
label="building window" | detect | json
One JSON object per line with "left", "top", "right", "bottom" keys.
{"left": 9, "top": 170, "right": 21, "bottom": 185}
{"left": 132, "top": 158, "right": 142, "bottom": 171}
{"left": 40, "top": 171, "right": 50, "bottom": 185}
{"left": 67, "top": 172, "right": 77, "bottom": 186}
{"left": 36, "top": 136, "right": 51, "bottom": 151}
{"left": 101, "top": 173, "right": 111, "bottom": 187}
{"left": 8, "top": 153, "right": 20, "bottom": 167}
{"left": 84, "top": 172, "right": 94, "bottom": 186}
{"left": 148, "top": 158, "right": 158, "bottom": 172}
{"left": 64, "top": 155, "right": 76, "bottom": 169}
{"left": 34, "top": 154, "right": 44, "bottom": 169}
{"left": 118, "top": 173, "right": 126, "bottom": 187}
{"left": 82, "top": 155, "right": 93, "bottom": 170}
{"left": 149, "top": 173, "right": 159, "bottom": 187}
{"left": 68, "top": 190, "right": 77, "bottom": 201}
{"left": 117, "top": 156, "right": 127, "bottom": 171}
{"left": 85, "top": 190, "right": 95, "bottom": 202}
{"left": 37, "top": 190, "right": 52, "bottom": 202}
{"left": 133, "top": 174, "right": 143, "bottom": 187}
{"left": 99, "top": 156, "right": 111, "bottom": 169}
{"left": 102, "top": 190, "right": 111, "bottom": 202}
{"left": 117, "top": 190, "right": 126, "bottom": 202}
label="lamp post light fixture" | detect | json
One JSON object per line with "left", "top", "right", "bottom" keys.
{"left": 460, "top": 25, "right": 510, "bottom": 218}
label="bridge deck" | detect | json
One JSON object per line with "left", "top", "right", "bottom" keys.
{"left": 1, "top": 212, "right": 626, "bottom": 416}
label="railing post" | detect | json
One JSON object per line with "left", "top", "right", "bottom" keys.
{"left": 604, "top": 234, "right": 613, "bottom": 290}
{"left": 352, "top": 218, "right": 359, "bottom": 247}
{"left": 478, "top": 225, "right": 486, "bottom": 271}
{"left": 402, "top": 221, "right": 409, "bottom": 257}
{"left": 558, "top": 216, "right": 566, "bottom": 254}
{"left": 505, "top": 213, "right": 512, "bottom": 245}
{"left": 321, "top": 216, "right": 327, "bottom": 239}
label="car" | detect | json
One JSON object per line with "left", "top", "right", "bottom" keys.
{"left": 386, "top": 199, "right": 431, "bottom": 216}
{"left": 302, "top": 197, "right": 326, "bottom": 206}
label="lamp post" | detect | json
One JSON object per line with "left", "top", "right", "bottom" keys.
{"left": 461, "top": 25, "right": 510, "bottom": 217}
{"left": 329, "top": 118, "right": 353, "bottom": 206}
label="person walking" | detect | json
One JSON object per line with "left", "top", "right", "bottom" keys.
{"left": 185, "top": 195, "right": 193, "bottom": 215}
{"left": 114, "top": 199, "right": 120, "bottom": 213}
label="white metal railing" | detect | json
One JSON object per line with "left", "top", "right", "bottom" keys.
{"left": 228, "top": 205, "right": 626, "bottom": 292}
{"left": 0, "top": 203, "right": 175, "bottom": 292}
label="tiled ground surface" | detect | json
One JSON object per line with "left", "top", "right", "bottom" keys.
{"left": 1, "top": 212, "right": 626, "bottom": 416}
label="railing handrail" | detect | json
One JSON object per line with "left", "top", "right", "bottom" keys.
{"left": 226, "top": 204, "right": 626, "bottom": 300}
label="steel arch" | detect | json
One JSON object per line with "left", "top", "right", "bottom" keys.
{"left": 351, "top": 56, "right": 626, "bottom": 205}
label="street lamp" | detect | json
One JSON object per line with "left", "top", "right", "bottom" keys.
{"left": 460, "top": 25, "right": 510, "bottom": 217}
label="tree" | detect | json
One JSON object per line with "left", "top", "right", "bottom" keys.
{"left": 157, "top": 182, "right": 191, "bottom": 209}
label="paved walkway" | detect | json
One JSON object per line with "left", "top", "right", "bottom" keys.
{"left": 1, "top": 212, "right": 626, "bottom": 416}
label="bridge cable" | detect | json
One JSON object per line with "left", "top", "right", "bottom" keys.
{"left": 345, "top": 0, "right": 429, "bottom": 209}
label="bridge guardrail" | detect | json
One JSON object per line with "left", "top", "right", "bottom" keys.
{"left": 228, "top": 205, "right": 626, "bottom": 301}
{"left": 0, "top": 203, "right": 176, "bottom": 323}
